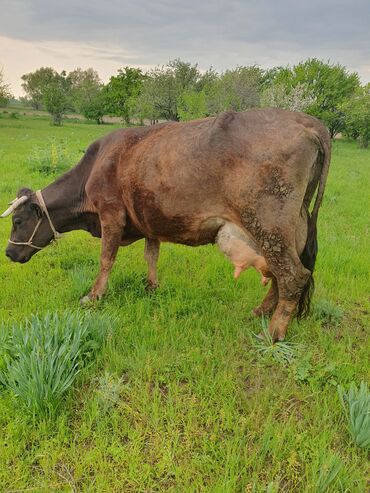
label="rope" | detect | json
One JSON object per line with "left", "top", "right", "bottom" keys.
{"left": 8, "top": 190, "right": 61, "bottom": 250}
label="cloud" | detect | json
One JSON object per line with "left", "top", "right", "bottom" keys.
{"left": 1, "top": 0, "right": 369, "bottom": 95}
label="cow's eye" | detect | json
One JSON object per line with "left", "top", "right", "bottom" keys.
{"left": 13, "top": 218, "right": 21, "bottom": 226}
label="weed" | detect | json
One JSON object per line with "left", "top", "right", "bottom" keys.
{"left": 313, "top": 451, "right": 343, "bottom": 493}
{"left": 28, "top": 137, "right": 81, "bottom": 175}
{"left": 252, "top": 318, "right": 302, "bottom": 364}
{"left": 337, "top": 381, "right": 370, "bottom": 449}
{"left": 266, "top": 482, "right": 279, "bottom": 493}
{"left": 313, "top": 299, "right": 343, "bottom": 327}
{"left": 95, "top": 371, "right": 123, "bottom": 413}
{"left": 0, "top": 311, "right": 114, "bottom": 418}
{"left": 290, "top": 352, "right": 342, "bottom": 388}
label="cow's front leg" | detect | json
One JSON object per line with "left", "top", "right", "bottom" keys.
{"left": 81, "top": 212, "right": 125, "bottom": 304}
{"left": 144, "top": 238, "right": 160, "bottom": 289}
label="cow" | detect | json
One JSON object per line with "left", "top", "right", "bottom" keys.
{"left": 1, "top": 108, "right": 331, "bottom": 341}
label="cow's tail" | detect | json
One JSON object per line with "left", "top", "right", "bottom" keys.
{"left": 297, "top": 128, "right": 331, "bottom": 319}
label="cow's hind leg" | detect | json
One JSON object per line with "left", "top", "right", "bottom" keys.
{"left": 144, "top": 238, "right": 160, "bottom": 289}
{"left": 81, "top": 210, "right": 125, "bottom": 304}
{"left": 265, "top": 250, "right": 311, "bottom": 341}
{"left": 252, "top": 277, "right": 279, "bottom": 317}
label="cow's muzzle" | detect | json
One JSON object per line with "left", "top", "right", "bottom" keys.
{"left": 5, "top": 247, "right": 29, "bottom": 263}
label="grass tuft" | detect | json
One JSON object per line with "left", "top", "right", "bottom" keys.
{"left": 95, "top": 371, "right": 123, "bottom": 413}
{"left": 252, "top": 318, "right": 302, "bottom": 364}
{"left": 313, "top": 299, "right": 343, "bottom": 327}
{"left": 337, "top": 381, "right": 370, "bottom": 449}
{"left": 314, "top": 451, "right": 343, "bottom": 493}
{"left": 0, "top": 311, "right": 114, "bottom": 418}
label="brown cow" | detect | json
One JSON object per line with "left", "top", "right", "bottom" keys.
{"left": 1, "top": 109, "right": 330, "bottom": 340}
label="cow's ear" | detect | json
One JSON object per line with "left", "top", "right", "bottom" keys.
{"left": 30, "top": 202, "right": 43, "bottom": 219}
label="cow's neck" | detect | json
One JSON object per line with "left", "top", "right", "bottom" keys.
{"left": 41, "top": 160, "right": 96, "bottom": 234}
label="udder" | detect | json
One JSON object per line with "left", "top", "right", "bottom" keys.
{"left": 216, "top": 222, "right": 272, "bottom": 283}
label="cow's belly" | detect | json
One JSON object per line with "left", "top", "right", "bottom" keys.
{"left": 147, "top": 215, "right": 228, "bottom": 246}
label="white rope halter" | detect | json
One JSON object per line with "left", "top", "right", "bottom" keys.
{"left": 8, "top": 190, "right": 62, "bottom": 250}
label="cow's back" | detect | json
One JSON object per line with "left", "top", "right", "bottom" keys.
{"left": 114, "top": 110, "right": 324, "bottom": 243}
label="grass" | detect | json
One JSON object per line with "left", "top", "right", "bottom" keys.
{"left": 0, "top": 312, "right": 114, "bottom": 418}
{"left": 0, "top": 113, "right": 369, "bottom": 492}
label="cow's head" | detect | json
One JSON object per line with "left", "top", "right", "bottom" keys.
{"left": 1, "top": 188, "right": 55, "bottom": 263}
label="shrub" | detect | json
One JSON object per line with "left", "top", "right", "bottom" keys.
{"left": 28, "top": 138, "right": 80, "bottom": 175}
{"left": 337, "top": 381, "right": 370, "bottom": 449}
{"left": 0, "top": 311, "right": 114, "bottom": 418}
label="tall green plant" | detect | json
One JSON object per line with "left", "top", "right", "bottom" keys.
{"left": 338, "top": 382, "right": 370, "bottom": 449}
{"left": 0, "top": 312, "right": 114, "bottom": 418}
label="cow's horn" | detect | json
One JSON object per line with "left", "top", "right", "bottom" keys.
{"left": 0, "top": 196, "right": 29, "bottom": 218}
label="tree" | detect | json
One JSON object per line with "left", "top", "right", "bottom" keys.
{"left": 138, "top": 65, "right": 178, "bottom": 121}
{"left": 68, "top": 68, "right": 106, "bottom": 124}
{"left": 131, "top": 75, "right": 161, "bottom": 125}
{"left": 42, "top": 71, "right": 72, "bottom": 125}
{"left": 21, "top": 67, "right": 55, "bottom": 110}
{"left": 68, "top": 68, "right": 105, "bottom": 123}
{"left": 0, "top": 69, "right": 13, "bottom": 107}
{"left": 341, "top": 85, "right": 370, "bottom": 148}
{"left": 206, "top": 66, "right": 263, "bottom": 115}
{"left": 260, "top": 82, "right": 315, "bottom": 112}
{"left": 80, "top": 89, "right": 106, "bottom": 124}
{"left": 103, "top": 67, "right": 144, "bottom": 125}
{"left": 265, "top": 59, "right": 360, "bottom": 137}
{"left": 135, "top": 59, "right": 203, "bottom": 122}
{"left": 177, "top": 89, "right": 207, "bottom": 121}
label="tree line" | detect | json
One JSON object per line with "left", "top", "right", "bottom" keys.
{"left": 0, "top": 58, "right": 369, "bottom": 147}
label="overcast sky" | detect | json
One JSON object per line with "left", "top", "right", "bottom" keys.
{"left": 1, "top": 0, "right": 369, "bottom": 96}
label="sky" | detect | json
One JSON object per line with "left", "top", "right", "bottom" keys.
{"left": 1, "top": 0, "right": 370, "bottom": 97}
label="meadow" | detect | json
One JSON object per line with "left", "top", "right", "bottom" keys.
{"left": 0, "top": 112, "right": 369, "bottom": 492}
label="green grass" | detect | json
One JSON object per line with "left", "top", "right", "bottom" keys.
{"left": 0, "top": 312, "right": 114, "bottom": 418}
{"left": 0, "top": 114, "right": 369, "bottom": 492}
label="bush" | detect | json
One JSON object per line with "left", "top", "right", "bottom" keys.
{"left": 28, "top": 138, "right": 80, "bottom": 175}
{"left": 0, "top": 311, "right": 115, "bottom": 418}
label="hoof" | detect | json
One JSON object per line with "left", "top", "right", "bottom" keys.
{"left": 257, "top": 330, "right": 285, "bottom": 343}
{"left": 146, "top": 281, "right": 159, "bottom": 291}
